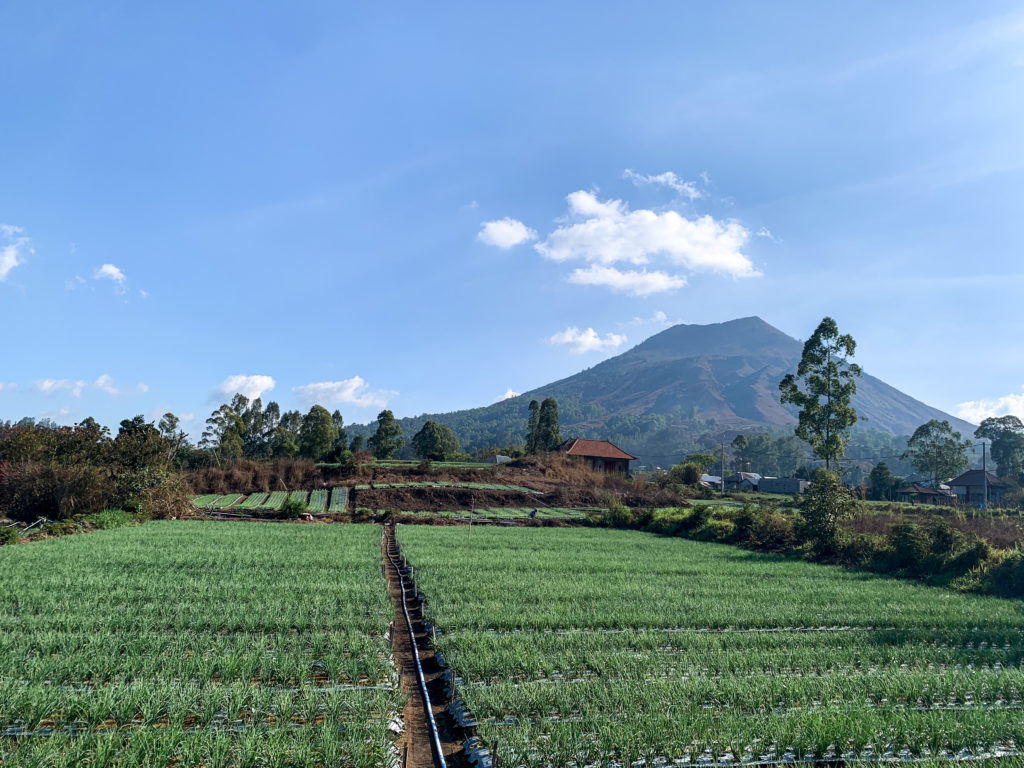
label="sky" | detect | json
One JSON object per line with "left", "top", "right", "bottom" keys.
{"left": 2, "top": 2, "right": 1024, "bottom": 438}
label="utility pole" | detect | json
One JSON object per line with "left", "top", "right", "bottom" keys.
{"left": 720, "top": 442, "right": 726, "bottom": 495}
{"left": 982, "top": 442, "right": 989, "bottom": 509}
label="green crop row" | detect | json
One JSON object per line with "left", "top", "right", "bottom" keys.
{"left": 398, "top": 526, "right": 1024, "bottom": 764}
{"left": 329, "top": 488, "right": 348, "bottom": 512}
{"left": 0, "top": 522, "right": 400, "bottom": 767}
{"left": 307, "top": 489, "right": 328, "bottom": 513}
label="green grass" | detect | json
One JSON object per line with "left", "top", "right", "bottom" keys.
{"left": 190, "top": 494, "right": 220, "bottom": 508}
{"left": 0, "top": 522, "right": 400, "bottom": 767}
{"left": 263, "top": 491, "right": 288, "bottom": 510}
{"left": 397, "top": 526, "right": 1024, "bottom": 765}
{"left": 286, "top": 490, "right": 308, "bottom": 507}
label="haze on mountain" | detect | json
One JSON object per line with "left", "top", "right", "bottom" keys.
{"left": 350, "top": 317, "right": 974, "bottom": 464}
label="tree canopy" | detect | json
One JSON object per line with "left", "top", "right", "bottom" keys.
{"left": 368, "top": 410, "right": 405, "bottom": 459}
{"left": 411, "top": 421, "right": 462, "bottom": 461}
{"left": 903, "top": 419, "right": 969, "bottom": 487}
{"left": 975, "top": 415, "right": 1024, "bottom": 481}
{"left": 778, "top": 317, "right": 862, "bottom": 471}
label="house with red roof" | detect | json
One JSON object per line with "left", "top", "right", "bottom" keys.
{"left": 558, "top": 438, "right": 637, "bottom": 474}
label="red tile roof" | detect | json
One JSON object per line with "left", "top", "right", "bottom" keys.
{"left": 559, "top": 438, "right": 637, "bottom": 461}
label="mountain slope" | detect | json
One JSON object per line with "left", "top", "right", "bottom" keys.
{"left": 351, "top": 317, "right": 974, "bottom": 459}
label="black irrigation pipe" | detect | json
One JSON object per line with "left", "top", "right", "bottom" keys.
{"left": 384, "top": 529, "right": 448, "bottom": 768}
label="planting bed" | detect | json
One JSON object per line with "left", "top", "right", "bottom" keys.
{"left": 329, "top": 487, "right": 348, "bottom": 513}
{"left": 0, "top": 522, "right": 400, "bottom": 767}
{"left": 398, "top": 526, "right": 1024, "bottom": 766}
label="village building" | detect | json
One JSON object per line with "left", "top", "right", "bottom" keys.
{"left": 558, "top": 438, "right": 636, "bottom": 474}
{"left": 759, "top": 477, "right": 810, "bottom": 495}
{"left": 724, "top": 472, "right": 762, "bottom": 491}
{"left": 947, "top": 470, "right": 1009, "bottom": 507}
{"left": 895, "top": 483, "right": 955, "bottom": 506}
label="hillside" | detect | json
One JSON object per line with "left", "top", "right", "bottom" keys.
{"left": 350, "top": 317, "right": 975, "bottom": 462}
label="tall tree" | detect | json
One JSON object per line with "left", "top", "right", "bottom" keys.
{"left": 975, "top": 415, "right": 1024, "bottom": 480}
{"left": 525, "top": 400, "right": 540, "bottom": 454}
{"left": 270, "top": 410, "right": 302, "bottom": 457}
{"left": 298, "top": 405, "right": 339, "bottom": 461}
{"left": 331, "top": 410, "right": 348, "bottom": 454}
{"left": 536, "top": 398, "right": 562, "bottom": 452}
{"left": 368, "top": 410, "right": 405, "bottom": 459}
{"left": 778, "top": 317, "right": 862, "bottom": 471}
{"left": 411, "top": 420, "right": 462, "bottom": 461}
{"left": 903, "top": 419, "right": 969, "bottom": 487}
{"left": 867, "top": 461, "right": 897, "bottom": 501}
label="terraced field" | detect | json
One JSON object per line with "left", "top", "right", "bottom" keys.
{"left": 397, "top": 526, "right": 1024, "bottom": 766}
{"left": 0, "top": 522, "right": 400, "bottom": 767}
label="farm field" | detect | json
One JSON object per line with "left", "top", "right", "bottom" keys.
{"left": 0, "top": 522, "right": 400, "bottom": 767}
{"left": 397, "top": 526, "right": 1024, "bottom": 766}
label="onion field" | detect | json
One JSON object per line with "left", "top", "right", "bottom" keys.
{"left": 397, "top": 527, "right": 1024, "bottom": 766}
{"left": 0, "top": 522, "right": 400, "bottom": 768}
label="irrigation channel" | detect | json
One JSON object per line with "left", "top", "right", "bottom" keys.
{"left": 383, "top": 524, "right": 473, "bottom": 768}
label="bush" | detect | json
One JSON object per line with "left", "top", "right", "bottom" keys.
{"left": 798, "top": 469, "right": 857, "bottom": 555}
{"left": 85, "top": 509, "right": 135, "bottom": 530}
{"left": 680, "top": 504, "right": 713, "bottom": 531}
{"left": 890, "top": 523, "right": 931, "bottom": 573}
{"left": 280, "top": 497, "right": 307, "bottom": 518}
{"left": 645, "top": 507, "right": 690, "bottom": 536}
{"left": 0, "top": 527, "right": 18, "bottom": 545}
{"left": 601, "top": 502, "right": 636, "bottom": 528}
{"left": 692, "top": 518, "right": 735, "bottom": 542}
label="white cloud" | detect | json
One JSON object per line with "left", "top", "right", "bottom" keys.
{"left": 217, "top": 374, "right": 276, "bottom": 401}
{"left": 293, "top": 376, "right": 396, "bottom": 409}
{"left": 136, "top": 382, "right": 149, "bottom": 394}
{"left": 36, "top": 379, "right": 87, "bottom": 398}
{"left": 496, "top": 388, "right": 521, "bottom": 402}
{"left": 756, "top": 226, "right": 781, "bottom": 243}
{"left": 0, "top": 382, "right": 15, "bottom": 392}
{"left": 956, "top": 387, "right": 1024, "bottom": 424}
{"left": 568, "top": 264, "right": 686, "bottom": 296}
{"left": 139, "top": 290, "right": 149, "bottom": 298}
{"left": 627, "top": 310, "right": 677, "bottom": 328}
{"left": 623, "top": 169, "right": 702, "bottom": 200}
{"left": 65, "top": 275, "right": 87, "bottom": 291}
{"left": 93, "top": 263, "right": 127, "bottom": 291}
{"left": 477, "top": 217, "right": 538, "bottom": 249}
{"left": 93, "top": 374, "right": 120, "bottom": 395}
{"left": 535, "top": 190, "right": 757, "bottom": 279}
{"left": 549, "top": 326, "right": 628, "bottom": 355}
{"left": 0, "top": 223, "right": 33, "bottom": 282}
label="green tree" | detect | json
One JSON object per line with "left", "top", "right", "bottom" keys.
{"left": 799, "top": 468, "right": 856, "bottom": 555}
{"left": 330, "top": 410, "right": 348, "bottom": 457}
{"left": 368, "top": 409, "right": 405, "bottom": 459}
{"left": 867, "top": 461, "right": 897, "bottom": 501}
{"left": 298, "top": 405, "right": 339, "bottom": 461}
{"left": 975, "top": 415, "right": 1024, "bottom": 480}
{"left": 778, "top": 317, "right": 862, "bottom": 471}
{"left": 270, "top": 410, "right": 302, "bottom": 458}
{"left": 535, "top": 398, "right": 562, "bottom": 452}
{"left": 411, "top": 420, "right": 462, "bottom": 461}
{"left": 684, "top": 452, "right": 717, "bottom": 474}
{"left": 349, "top": 434, "right": 365, "bottom": 453}
{"left": 525, "top": 400, "right": 540, "bottom": 454}
{"left": 903, "top": 419, "right": 969, "bottom": 487}
{"left": 731, "top": 434, "right": 750, "bottom": 472}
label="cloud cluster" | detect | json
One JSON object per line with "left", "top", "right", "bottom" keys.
{"left": 0, "top": 382, "right": 16, "bottom": 392}
{"left": 623, "top": 169, "right": 702, "bottom": 200}
{"left": 94, "top": 263, "right": 128, "bottom": 293}
{"left": 495, "top": 388, "right": 520, "bottom": 402}
{"left": 0, "top": 224, "right": 33, "bottom": 281}
{"left": 217, "top": 374, "right": 276, "bottom": 401}
{"left": 293, "top": 376, "right": 396, "bottom": 409}
{"left": 477, "top": 175, "right": 760, "bottom": 297}
{"left": 35, "top": 375, "right": 148, "bottom": 398}
{"left": 956, "top": 387, "right": 1024, "bottom": 424}
{"left": 477, "top": 217, "right": 537, "bottom": 249}
{"left": 549, "top": 326, "right": 628, "bottom": 355}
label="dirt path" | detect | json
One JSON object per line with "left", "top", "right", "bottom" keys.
{"left": 383, "top": 524, "right": 468, "bottom": 768}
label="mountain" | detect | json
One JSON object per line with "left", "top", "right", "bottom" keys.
{"left": 350, "top": 317, "right": 975, "bottom": 462}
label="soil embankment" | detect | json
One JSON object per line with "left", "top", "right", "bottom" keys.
{"left": 383, "top": 524, "right": 468, "bottom": 768}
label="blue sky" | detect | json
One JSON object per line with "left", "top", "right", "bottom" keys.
{"left": 2, "top": 2, "right": 1024, "bottom": 437}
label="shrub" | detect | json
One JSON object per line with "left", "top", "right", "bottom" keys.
{"left": 601, "top": 502, "right": 636, "bottom": 528}
{"left": 798, "top": 469, "right": 857, "bottom": 555}
{"left": 680, "top": 504, "right": 713, "bottom": 531}
{"left": 0, "top": 527, "right": 18, "bottom": 545}
{"left": 645, "top": 508, "right": 690, "bottom": 536}
{"left": 890, "top": 523, "right": 931, "bottom": 573}
{"left": 86, "top": 509, "right": 135, "bottom": 530}
{"left": 280, "top": 497, "right": 307, "bottom": 518}
{"left": 692, "top": 518, "right": 735, "bottom": 542}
